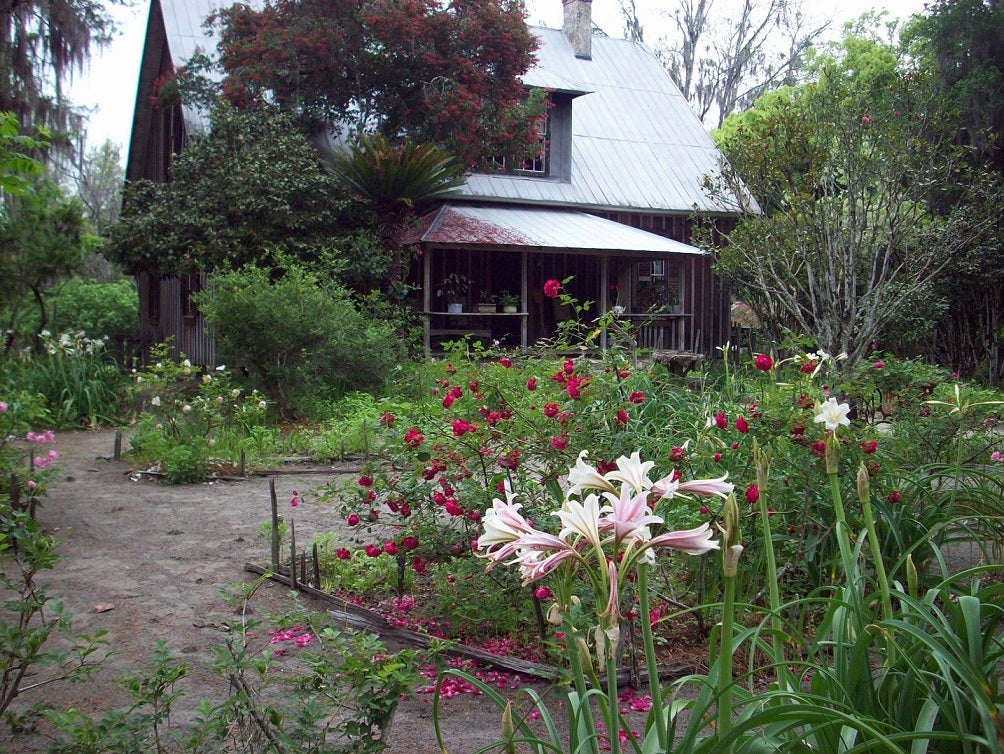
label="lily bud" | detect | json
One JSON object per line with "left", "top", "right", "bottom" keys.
{"left": 722, "top": 493, "right": 741, "bottom": 549}
{"left": 825, "top": 433, "right": 840, "bottom": 475}
{"left": 501, "top": 702, "right": 516, "bottom": 754}
{"left": 906, "top": 554, "right": 918, "bottom": 599}
{"left": 753, "top": 439, "right": 771, "bottom": 492}
{"left": 856, "top": 463, "right": 870, "bottom": 505}
{"left": 724, "top": 544, "right": 744, "bottom": 578}
{"left": 576, "top": 636, "right": 593, "bottom": 674}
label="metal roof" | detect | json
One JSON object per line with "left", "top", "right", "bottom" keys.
{"left": 459, "top": 28, "right": 733, "bottom": 215}
{"left": 407, "top": 204, "right": 706, "bottom": 255}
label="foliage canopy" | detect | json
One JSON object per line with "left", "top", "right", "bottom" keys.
{"left": 108, "top": 105, "right": 384, "bottom": 287}
{"left": 174, "top": 0, "right": 543, "bottom": 170}
{"left": 709, "top": 28, "right": 986, "bottom": 368}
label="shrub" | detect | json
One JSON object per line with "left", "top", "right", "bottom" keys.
{"left": 0, "top": 331, "right": 126, "bottom": 427}
{"left": 196, "top": 264, "right": 407, "bottom": 416}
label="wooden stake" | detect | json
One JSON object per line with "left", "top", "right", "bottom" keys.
{"left": 312, "top": 543, "right": 321, "bottom": 589}
{"left": 269, "top": 477, "right": 279, "bottom": 571}
{"left": 289, "top": 520, "right": 297, "bottom": 589}
{"left": 239, "top": 449, "right": 246, "bottom": 478}
{"left": 300, "top": 551, "right": 307, "bottom": 584}
{"left": 113, "top": 430, "right": 122, "bottom": 461}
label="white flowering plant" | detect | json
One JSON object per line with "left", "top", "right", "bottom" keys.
{"left": 128, "top": 343, "right": 274, "bottom": 483}
{"left": 436, "top": 450, "right": 733, "bottom": 754}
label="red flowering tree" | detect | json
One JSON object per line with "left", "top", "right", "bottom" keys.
{"left": 197, "top": 0, "right": 543, "bottom": 170}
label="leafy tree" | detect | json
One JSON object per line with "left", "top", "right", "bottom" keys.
{"left": 175, "top": 0, "right": 543, "bottom": 170}
{"left": 902, "top": 0, "right": 1004, "bottom": 383}
{"left": 904, "top": 0, "right": 1004, "bottom": 172}
{"left": 708, "top": 30, "right": 984, "bottom": 369}
{"left": 108, "top": 105, "right": 383, "bottom": 288}
{"left": 0, "top": 0, "right": 117, "bottom": 158}
{"left": 1, "top": 178, "right": 87, "bottom": 351}
{"left": 0, "top": 111, "right": 44, "bottom": 195}
{"left": 74, "top": 139, "right": 122, "bottom": 236}
{"left": 324, "top": 133, "right": 466, "bottom": 298}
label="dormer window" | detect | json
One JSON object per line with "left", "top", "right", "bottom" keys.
{"left": 492, "top": 111, "right": 550, "bottom": 176}
{"left": 518, "top": 113, "right": 549, "bottom": 174}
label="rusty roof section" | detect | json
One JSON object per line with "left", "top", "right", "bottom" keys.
{"left": 407, "top": 204, "right": 705, "bottom": 255}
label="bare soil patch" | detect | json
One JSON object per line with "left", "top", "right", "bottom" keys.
{"left": 2, "top": 428, "right": 575, "bottom": 753}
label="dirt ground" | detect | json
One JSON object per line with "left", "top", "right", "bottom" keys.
{"left": 2, "top": 428, "right": 572, "bottom": 753}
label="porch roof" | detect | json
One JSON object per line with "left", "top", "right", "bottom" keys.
{"left": 408, "top": 204, "right": 705, "bottom": 255}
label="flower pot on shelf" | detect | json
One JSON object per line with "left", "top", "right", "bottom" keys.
{"left": 477, "top": 303, "right": 497, "bottom": 314}
{"left": 502, "top": 305, "right": 518, "bottom": 313}
{"left": 447, "top": 302, "right": 463, "bottom": 314}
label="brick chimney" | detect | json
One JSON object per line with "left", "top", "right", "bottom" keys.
{"left": 562, "top": 0, "right": 592, "bottom": 59}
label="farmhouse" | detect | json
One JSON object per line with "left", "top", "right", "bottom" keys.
{"left": 126, "top": 0, "right": 741, "bottom": 362}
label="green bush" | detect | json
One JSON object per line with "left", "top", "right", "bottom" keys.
{"left": 196, "top": 264, "right": 407, "bottom": 416}
{"left": 47, "top": 278, "right": 139, "bottom": 339}
{"left": 1, "top": 331, "right": 127, "bottom": 427}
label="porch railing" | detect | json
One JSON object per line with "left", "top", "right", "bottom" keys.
{"left": 622, "top": 314, "right": 690, "bottom": 352}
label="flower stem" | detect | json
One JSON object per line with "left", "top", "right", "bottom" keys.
{"left": 757, "top": 494, "right": 787, "bottom": 688}
{"left": 637, "top": 565, "right": 667, "bottom": 752}
{"left": 718, "top": 567, "right": 736, "bottom": 750}
{"left": 604, "top": 629, "right": 621, "bottom": 754}
{"left": 828, "top": 472, "right": 857, "bottom": 584}
{"left": 564, "top": 623, "right": 600, "bottom": 754}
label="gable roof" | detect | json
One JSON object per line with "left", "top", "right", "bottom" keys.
{"left": 131, "top": 1, "right": 735, "bottom": 217}
{"left": 459, "top": 27, "right": 731, "bottom": 216}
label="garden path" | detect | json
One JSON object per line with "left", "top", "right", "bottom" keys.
{"left": 2, "top": 428, "right": 556, "bottom": 753}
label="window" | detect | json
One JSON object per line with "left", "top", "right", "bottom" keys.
{"left": 491, "top": 111, "right": 550, "bottom": 176}
{"left": 517, "top": 113, "right": 549, "bottom": 174}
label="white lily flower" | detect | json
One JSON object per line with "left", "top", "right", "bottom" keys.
{"left": 555, "top": 494, "right": 603, "bottom": 550}
{"left": 566, "top": 451, "right": 615, "bottom": 497}
{"left": 603, "top": 451, "right": 656, "bottom": 495}
{"left": 477, "top": 491, "right": 536, "bottom": 550}
{"left": 598, "top": 488, "right": 662, "bottom": 545}
{"left": 814, "top": 397, "right": 851, "bottom": 431}
{"left": 646, "top": 522, "right": 720, "bottom": 555}
{"left": 676, "top": 474, "right": 735, "bottom": 499}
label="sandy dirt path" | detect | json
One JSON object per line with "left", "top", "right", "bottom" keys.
{"left": 2, "top": 428, "right": 546, "bottom": 753}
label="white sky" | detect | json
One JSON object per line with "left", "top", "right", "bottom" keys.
{"left": 68, "top": 0, "right": 930, "bottom": 161}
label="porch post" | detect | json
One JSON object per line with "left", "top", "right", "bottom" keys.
{"left": 600, "top": 257, "right": 609, "bottom": 351}
{"left": 423, "top": 248, "right": 432, "bottom": 355}
{"left": 520, "top": 250, "right": 528, "bottom": 351}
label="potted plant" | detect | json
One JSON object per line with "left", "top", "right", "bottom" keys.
{"left": 436, "top": 273, "right": 474, "bottom": 313}
{"left": 477, "top": 290, "right": 498, "bottom": 314}
{"left": 497, "top": 290, "right": 520, "bottom": 313}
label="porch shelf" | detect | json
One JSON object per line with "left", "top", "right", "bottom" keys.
{"left": 424, "top": 311, "right": 527, "bottom": 353}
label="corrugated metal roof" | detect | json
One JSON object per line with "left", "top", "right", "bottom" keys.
{"left": 459, "top": 28, "right": 732, "bottom": 215}
{"left": 408, "top": 204, "right": 705, "bottom": 255}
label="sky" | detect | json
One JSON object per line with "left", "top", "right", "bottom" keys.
{"left": 68, "top": 0, "right": 930, "bottom": 161}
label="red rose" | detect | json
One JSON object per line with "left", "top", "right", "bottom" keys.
{"left": 544, "top": 279, "right": 561, "bottom": 298}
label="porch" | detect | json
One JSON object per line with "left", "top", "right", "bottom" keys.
{"left": 408, "top": 204, "right": 728, "bottom": 356}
